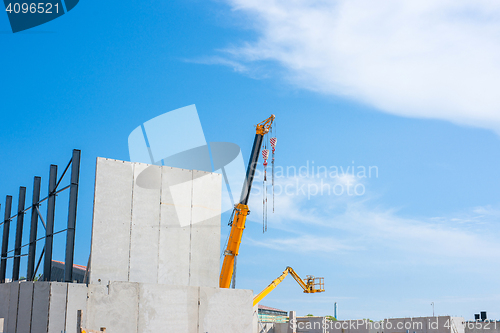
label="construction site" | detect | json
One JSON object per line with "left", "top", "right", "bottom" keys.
{"left": 3, "top": 0, "right": 500, "bottom": 330}
{"left": 0, "top": 111, "right": 498, "bottom": 333}
{"left": 0, "top": 113, "right": 329, "bottom": 333}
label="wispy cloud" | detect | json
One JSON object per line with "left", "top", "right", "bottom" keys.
{"left": 185, "top": 56, "right": 249, "bottom": 73}
{"left": 246, "top": 176, "right": 500, "bottom": 263}
{"left": 247, "top": 234, "right": 360, "bottom": 253}
{"left": 216, "top": 0, "right": 500, "bottom": 133}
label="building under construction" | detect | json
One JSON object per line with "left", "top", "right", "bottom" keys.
{"left": 0, "top": 113, "right": 333, "bottom": 333}
{"left": 1, "top": 156, "right": 256, "bottom": 332}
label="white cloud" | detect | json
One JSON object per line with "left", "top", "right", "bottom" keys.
{"left": 247, "top": 234, "right": 358, "bottom": 253}
{"left": 186, "top": 56, "right": 249, "bottom": 73}
{"left": 246, "top": 176, "right": 500, "bottom": 263}
{"left": 220, "top": 0, "right": 500, "bottom": 132}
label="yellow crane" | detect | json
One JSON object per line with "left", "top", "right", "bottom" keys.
{"left": 219, "top": 115, "right": 275, "bottom": 288}
{"left": 253, "top": 267, "right": 325, "bottom": 306}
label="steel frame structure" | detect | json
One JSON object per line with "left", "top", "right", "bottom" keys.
{"left": 0, "top": 149, "right": 81, "bottom": 283}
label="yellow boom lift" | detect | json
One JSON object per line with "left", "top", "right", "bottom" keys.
{"left": 220, "top": 115, "right": 275, "bottom": 288}
{"left": 253, "top": 267, "right": 325, "bottom": 306}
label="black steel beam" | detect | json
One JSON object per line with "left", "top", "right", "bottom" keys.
{"left": 0, "top": 195, "right": 13, "bottom": 283}
{"left": 12, "top": 187, "right": 26, "bottom": 281}
{"left": 43, "top": 165, "right": 57, "bottom": 281}
{"left": 33, "top": 247, "right": 44, "bottom": 280}
{"left": 239, "top": 133, "right": 263, "bottom": 205}
{"left": 27, "top": 176, "right": 41, "bottom": 281}
{"left": 64, "top": 149, "right": 80, "bottom": 282}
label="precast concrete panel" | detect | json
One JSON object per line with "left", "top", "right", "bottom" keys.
{"left": 189, "top": 171, "right": 221, "bottom": 288}
{"left": 16, "top": 282, "right": 34, "bottom": 333}
{"left": 158, "top": 167, "right": 192, "bottom": 285}
{"left": 31, "top": 282, "right": 50, "bottom": 333}
{"left": 294, "top": 317, "right": 327, "bottom": 333}
{"left": 465, "top": 320, "right": 500, "bottom": 333}
{"left": 90, "top": 158, "right": 134, "bottom": 285}
{"left": 89, "top": 158, "right": 224, "bottom": 289}
{"left": 198, "top": 287, "right": 253, "bottom": 333}
{"left": 86, "top": 282, "right": 139, "bottom": 333}
{"left": 138, "top": 284, "right": 199, "bottom": 333}
{"left": 252, "top": 304, "right": 258, "bottom": 333}
{"left": 405, "top": 317, "right": 428, "bottom": 333}
{"left": 65, "top": 284, "right": 88, "bottom": 333}
{"left": 0, "top": 283, "right": 11, "bottom": 332}
{"left": 401, "top": 317, "right": 428, "bottom": 333}
{"left": 129, "top": 164, "right": 161, "bottom": 284}
{"left": 7, "top": 282, "right": 20, "bottom": 333}
{"left": 427, "top": 316, "right": 442, "bottom": 333}
{"left": 191, "top": 171, "right": 221, "bottom": 226}
{"left": 47, "top": 283, "right": 68, "bottom": 333}
{"left": 158, "top": 227, "right": 191, "bottom": 285}
{"left": 274, "top": 323, "right": 288, "bottom": 333}
{"left": 189, "top": 225, "right": 220, "bottom": 288}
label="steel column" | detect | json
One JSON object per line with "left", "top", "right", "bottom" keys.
{"left": 43, "top": 164, "right": 57, "bottom": 281}
{"left": 64, "top": 149, "right": 80, "bottom": 282}
{"left": 12, "top": 186, "right": 26, "bottom": 281}
{"left": 0, "top": 196, "right": 12, "bottom": 283}
{"left": 27, "top": 176, "right": 41, "bottom": 280}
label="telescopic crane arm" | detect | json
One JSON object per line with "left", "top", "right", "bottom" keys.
{"left": 252, "top": 267, "right": 325, "bottom": 306}
{"left": 219, "top": 115, "right": 275, "bottom": 289}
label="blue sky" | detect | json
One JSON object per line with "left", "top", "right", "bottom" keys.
{"left": 2, "top": 0, "right": 500, "bottom": 320}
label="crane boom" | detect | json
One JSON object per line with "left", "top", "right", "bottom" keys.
{"left": 219, "top": 115, "right": 275, "bottom": 289}
{"left": 252, "top": 267, "right": 325, "bottom": 306}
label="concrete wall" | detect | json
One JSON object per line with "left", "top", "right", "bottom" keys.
{"left": 284, "top": 316, "right": 463, "bottom": 333}
{"left": 465, "top": 321, "right": 500, "bottom": 333}
{"left": 85, "top": 281, "right": 253, "bottom": 333}
{"left": 295, "top": 317, "right": 328, "bottom": 333}
{"left": 0, "top": 158, "right": 250, "bottom": 333}
{"left": 85, "top": 158, "right": 251, "bottom": 332}
{"left": 246, "top": 316, "right": 497, "bottom": 333}
{"left": 275, "top": 323, "right": 289, "bottom": 333}
{"left": 1, "top": 280, "right": 253, "bottom": 333}
{"left": 252, "top": 316, "right": 469, "bottom": 333}
{"left": 0, "top": 282, "right": 13, "bottom": 333}
{"left": 89, "top": 158, "right": 221, "bottom": 288}
{"left": 0, "top": 281, "right": 87, "bottom": 333}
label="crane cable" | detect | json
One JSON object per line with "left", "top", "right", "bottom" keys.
{"left": 270, "top": 121, "right": 277, "bottom": 214}
{"left": 262, "top": 137, "right": 270, "bottom": 233}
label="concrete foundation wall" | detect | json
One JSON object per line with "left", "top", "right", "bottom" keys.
{"left": 1, "top": 280, "right": 253, "bottom": 333}
{"left": 295, "top": 317, "right": 328, "bottom": 333}
{"left": 0, "top": 282, "right": 12, "bottom": 333}
{"left": 0, "top": 158, "right": 248, "bottom": 333}
{"left": 275, "top": 323, "right": 289, "bottom": 333}
{"left": 0, "top": 281, "right": 87, "bottom": 333}
{"left": 465, "top": 322, "right": 500, "bottom": 333}
{"left": 89, "top": 158, "right": 221, "bottom": 288}
{"left": 16, "top": 281, "right": 34, "bottom": 333}
{"left": 86, "top": 281, "right": 253, "bottom": 333}
{"left": 284, "top": 316, "right": 463, "bottom": 333}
